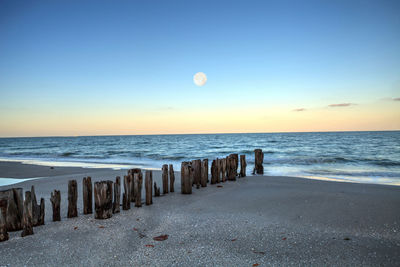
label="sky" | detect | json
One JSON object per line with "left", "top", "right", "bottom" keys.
{"left": 0, "top": 0, "right": 399, "bottom": 137}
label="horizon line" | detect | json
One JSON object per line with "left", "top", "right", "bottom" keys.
{"left": 1, "top": 129, "right": 399, "bottom": 139}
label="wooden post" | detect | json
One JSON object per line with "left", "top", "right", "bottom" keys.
{"left": 67, "top": 180, "right": 78, "bottom": 218}
{"left": 191, "top": 159, "right": 201, "bottom": 189}
{"left": 154, "top": 182, "right": 160, "bottom": 197}
{"left": 21, "top": 191, "right": 33, "bottom": 237}
{"left": 82, "top": 177, "right": 92, "bottom": 215}
{"left": 169, "top": 164, "right": 175, "bottom": 192}
{"left": 94, "top": 181, "right": 113, "bottom": 219}
{"left": 221, "top": 158, "right": 227, "bottom": 182}
{"left": 39, "top": 198, "right": 45, "bottom": 225}
{"left": 240, "top": 155, "right": 247, "bottom": 177}
{"left": 0, "top": 188, "right": 23, "bottom": 231}
{"left": 0, "top": 210, "right": 8, "bottom": 242}
{"left": 162, "top": 164, "right": 169, "bottom": 194}
{"left": 181, "top": 162, "right": 192, "bottom": 194}
{"left": 134, "top": 173, "right": 143, "bottom": 207}
{"left": 50, "top": 190, "right": 61, "bottom": 221}
{"left": 211, "top": 159, "right": 219, "bottom": 184}
{"left": 253, "top": 149, "right": 264, "bottom": 174}
{"left": 227, "top": 155, "right": 236, "bottom": 181}
{"left": 129, "top": 169, "right": 141, "bottom": 202}
{"left": 201, "top": 159, "right": 208, "bottom": 187}
{"left": 231, "top": 153, "right": 239, "bottom": 177}
{"left": 122, "top": 175, "right": 131, "bottom": 210}
{"left": 113, "top": 176, "right": 121, "bottom": 213}
{"left": 145, "top": 170, "right": 153, "bottom": 205}
{"left": 30, "top": 186, "right": 40, "bottom": 226}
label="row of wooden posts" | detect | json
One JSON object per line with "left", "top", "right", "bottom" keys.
{"left": 0, "top": 149, "right": 265, "bottom": 242}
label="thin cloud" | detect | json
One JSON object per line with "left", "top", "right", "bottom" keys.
{"left": 293, "top": 108, "right": 306, "bottom": 112}
{"left": 328, "top": 103, "right": 356, "bottom": 108}
{"left": 393, "top": 97, "right": 400, "bottom": 101}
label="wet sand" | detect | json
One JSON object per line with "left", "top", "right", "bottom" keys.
{"left": 0, "top": 161, "right": 399, "bottom": 266}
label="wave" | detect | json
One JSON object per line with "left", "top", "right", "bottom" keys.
{"left": 60, "top": 152, "right": 75, "bottom": 157}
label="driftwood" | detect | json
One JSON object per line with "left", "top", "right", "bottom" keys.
{"left": 253, "top": 149, "right": 264, "bottom": 174}
{"left": 67, "top": 180, "right": 78, "bottom": 218}
{"left": 154, "top": 182, "right": 160, "bottom": 197}
{"left": 145, "top": 170, "right": 153, "bottom": 205}
{"left": 122, "top": 175, "right": 131, "bottom": 210}
{"left": 21, "top": 191, "right": 33, "bottom": 237}
{"left": 94, "top": 181, "right": 113, "bottom": 219}
{"left": 50, "top": 190, "right": 61, "bottom": 221}
{"left": 82, "top": 177, "right": 93, "bottom": 214}
{"left": 129, "top": 169, "right": 141, "bottom": 202}
{"left": 211, "top": 159, "right": 219, "bottom": 184}
{"left": 221, "top": 158, "right": 227, "bottom": 182}
{"left": 240, "top": 155, "right": 247, "bottom": 177}
{"left": 134, "top": 173, "right": 143, "bottom": 207}
{"left": 192, "top": 159, "right": 201, "bottom": 189}
{"left": 0, "top": 188, "right": 23, "bottom": 231}
{"left": 201, "top": 159, "right": 208, "bottom": 187}
{"left": 113, "top": 176, "right": 121, "bottom": 213}
{"left": 169, "top": 164, "right": 175, "bottom": 192}
{"left": 181, "top": 162, "right": 192, "bottom": 194}
{"left": 0, "top": 210, "right": 8, "bottom": 242}
{"left": 162, "top": 164, "right": 169, "bottom": 194}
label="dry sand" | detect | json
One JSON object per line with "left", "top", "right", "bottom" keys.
{"left": 0, "top": 161, "right": 399, "bottom": 266}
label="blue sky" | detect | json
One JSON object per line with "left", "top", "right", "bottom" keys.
{"left": 0, "top": 0, "right": 399, "bottom": 136}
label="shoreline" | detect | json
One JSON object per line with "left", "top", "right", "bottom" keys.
{"left": 0, "top": 159, "right": 398, "bottom": 187}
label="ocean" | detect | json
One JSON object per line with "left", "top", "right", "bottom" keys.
{"left": 0, "top": 131, "right": 399, "bottom": 185}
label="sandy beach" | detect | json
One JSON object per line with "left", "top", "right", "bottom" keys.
{"left": 0, "top": 161, "right": 399, "bottom": 266}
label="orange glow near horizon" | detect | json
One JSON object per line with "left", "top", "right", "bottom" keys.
{"left": 0, "top": 100, "right": 398, "bottom": 137}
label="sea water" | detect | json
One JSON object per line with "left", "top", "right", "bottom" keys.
{"left": 0, "top": 131, "right": 399, "bottom": 185}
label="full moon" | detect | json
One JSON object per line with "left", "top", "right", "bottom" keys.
{"left": 193, "top": 72, "right": 207, "bottom": 86}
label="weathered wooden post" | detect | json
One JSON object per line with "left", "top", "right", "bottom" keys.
{"left": 122, "top": 175, "right": 131, "bottom": 210}
{"left": 68, "top": 180, "right": 78, "bottom": 218}
{"left": 169, "top": 164, "right": 175, "bottom": 192}
{"left": 0, "top": 188, "right": 23, "bottom": 231}
{"left": 39, "top": 198, "right": 45, "bottom": 225}
{"left": 221, "top": 158, "right": 227, "bottom": 182}
{"left": 211, "top": 159, "right": 219, "bottom": 184}
{"left": 145, "top": 170, "right": 153, "bottom": 205}
{"left": 226, "top": 155, "right": 236, "bottom": 181}
{"left": 129, "top": 168, "right": 141, "bottom": 202}
{"left": 192, "top": 159, "right": 202, "bottom": 188}
{"left": 0, "top": 211, "right": 8, "bottom": 242}
{"left": 231, "top": 153, "right": 239, "bottom": 177}
{"left": 162, "top": 164, "right": 169, "bottom": 194}
{"left": 82, "top": 177, "right": 93, "bottom": 215}
{"left": 30, "top": 186, "right": 45, "bottom": 226}
{"left": 31, "top": 186, "right": 40, "bottom": 226}
{"left": 240, "top": 155, "right": 247, "bottom": 177}
{"left": 253, "top": 149, "right": 264, "bottom": 174}
{"left": 94, "top": 181, "right": 113, "bottom": 219}
{"left": 21, "top": 191, "right": 33, "bottom": 237}
{"left": 134, "top": 173, "right": 143, "bottom": 208}
{"left": 154, "top": 182, "right": 160, "bottom": 197}
{"left": 50, "top": 190, "right": 61, "bottom": 221}
{"left": 181, "top": 162, "right": 192, "bottom": 194}
{"left": 113, "top": 176, "right": 121, "bottom": 213}
{"left": 201, "top": 159, "right": 208, "bottom": 187}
